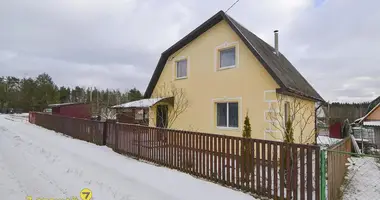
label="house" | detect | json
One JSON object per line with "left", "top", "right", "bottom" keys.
{"left": 48, "top": 102, "right": 91, "bottom": 119}
{"left": 127, "top": 11, "right": 324, "bottom": 143}
{"left": 355, "top": 100, "right": 380, "bottom": 148}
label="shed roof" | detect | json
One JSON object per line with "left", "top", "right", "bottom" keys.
{"left": 112, "top": 97, "right": 173, "bottom": 109}
{"left": 144, "top": 10, "right": 324, "bottom": 102}
{"left": 48, "top": 102, "right": 88, "bottom": 108}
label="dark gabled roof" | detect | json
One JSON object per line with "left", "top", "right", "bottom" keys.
{"left": 144, "top": 10, "right": 324, "bottom": 102}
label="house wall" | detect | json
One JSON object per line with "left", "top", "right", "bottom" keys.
{"left": 150, "top": 20, "right": 316, "bottom": 143}
{"left": 367, "top": 106, "right": 380, "bottom": 121}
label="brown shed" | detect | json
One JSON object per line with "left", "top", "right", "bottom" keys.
{"left": 48, "top": 102, "right": 91, "bottom": 119}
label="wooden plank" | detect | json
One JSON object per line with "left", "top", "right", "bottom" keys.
{"left": 292, "top": 145, "right": 298, "bottom": 200}
{"left": 246, "top": 139, "right": 254, "bottom": 192}
{"left": 315, "top": 147, "right": 320, "bottom": 200}
{"left": 300, "top": 147, "right": 305, "bottom": 200}
{"left": 286, "top": 144, "right": 291, "bottom": 200}
{"left": 279, "top": 143, "right": 284, "bottom": 200}
{"left": 250, "top": 139, "right": 255, "bottom": 194}
{"left": 262, "top": 141, "right": 266, "bottom": 195}
{"left": 196, "top": 133, "right": 202, "bottom": 177}
{"left": 218, "top": 136, "right": 222, "bottom": 183}
{"left": 256, "top": 141, "right": 261, "bottom": 194}
{"left": 206, "top": 135, "right": 210, "bottom": 179}
{"left": 273, "top": 143, "right": 278, "bottom": 199}
{"left": 236, "top": 138, "right": 241, "bottom": 189}
{"left": 231, "top": 138, "right": 236, "bottom": 187}
{"left": 226, "top": 136, "right": 231, "bottom": 186}
{"left": 268, "top": 142, "right": 272, "bottom": 198}
{"left": 307, "top": 147, "right": 313, "bottom": 200}
{"left": 241, "top": 139, "right": 246, "bottom": 190}
{"left": 221, "top": 136, "right": 226, "bottom": 184}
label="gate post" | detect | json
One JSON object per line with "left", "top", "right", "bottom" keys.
{"left": 320, "top": 149, "right": 326, "bottom": 200}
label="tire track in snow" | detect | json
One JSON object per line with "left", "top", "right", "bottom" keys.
{"left": 0, "top": 118, "right": 178, "bottom": 200}
{"left": 0, "top": 125, "right": 68, "bottom": 198}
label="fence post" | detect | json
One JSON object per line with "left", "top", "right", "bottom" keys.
{"left": 115, "top": 123, "right": 119, "bottom": 152}
{"left": 320, "top": 149, "right": 326, "bottom": 200}
{"left": 137, "top": 126, "right": 141, "bottom": 160}
{"left": 103, "top": 120, "right": 108, "bottom": 146}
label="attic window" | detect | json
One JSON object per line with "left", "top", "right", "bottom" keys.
{"left": 220, "top": 47, "right": 236, "bottom": 68}
{"left": 176, "top": 59, "right": 187, "bottom": 79}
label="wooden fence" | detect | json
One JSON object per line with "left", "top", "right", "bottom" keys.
{"left": 32, "top": 112, "right": 321, "bottom": 200}
{"left": 327, "top": 136, "right": 352, "bottom": 200}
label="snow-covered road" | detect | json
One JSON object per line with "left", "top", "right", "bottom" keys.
{"left": 0, "top": 114, "right": 254, "bottom": 200}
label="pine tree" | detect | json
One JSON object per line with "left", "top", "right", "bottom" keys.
{"left": 242, "top": 112, "right": 251, "bottom": 183}
{"left": 242, "top": 112, "right": 251, "bottom": 138}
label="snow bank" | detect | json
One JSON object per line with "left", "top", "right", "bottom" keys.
{"left": 342, "top": 157, "right": 380, "bottom": 199}
{"left": 317, "top": 136, "right": 342, "bottom": 147}
{"left": 0, "top": 115, "right": 255, "bottom": 200}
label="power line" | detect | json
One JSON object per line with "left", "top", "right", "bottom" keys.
{"left": 225, "top": 0, "right": 241, "bottom": 13}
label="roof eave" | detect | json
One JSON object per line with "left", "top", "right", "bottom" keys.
{"left": 276, "top": 88, "right": 325, "bottom": 103}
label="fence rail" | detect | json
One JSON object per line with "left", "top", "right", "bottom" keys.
{"left": 326, "top": 136, "right": 352, "bottom": 200}
{"left": 32, "top": 112, "right": 321, "bottom": 200}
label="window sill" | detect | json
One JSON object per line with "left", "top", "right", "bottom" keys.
{"left": 218, "top": 65, "right": 236, "bottom": 71}
{"left": 216, "top": 126, "right": 239, "bottom": 131}
{"left": 175, "top": 76, "right": 188, "bottom": 80}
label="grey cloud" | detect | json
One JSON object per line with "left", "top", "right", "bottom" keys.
{"left": 0, "top": 0, "right": 378, "bottom": 102}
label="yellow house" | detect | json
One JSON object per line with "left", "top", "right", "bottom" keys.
{"left": 138, "top": 11, "right": 324, "bottom": 144}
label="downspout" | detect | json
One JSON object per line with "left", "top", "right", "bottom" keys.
{"left": 315, "top": 104, "right": 323, "bottom": 144}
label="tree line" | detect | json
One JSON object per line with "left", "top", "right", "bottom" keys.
{"left": 0, "top": 73, "right": 143, "bottom": 112}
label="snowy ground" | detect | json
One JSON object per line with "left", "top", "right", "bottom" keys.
{"left": 342, "top": 157, "right": 380, "bottom": 200}
{"left": 0, "top": 114, "right": 255, "bottom": 200}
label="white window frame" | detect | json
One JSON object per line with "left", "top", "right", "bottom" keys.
{"left": 172, "top": 56, "right": 189, "bottom": 80}
{"left": 175, "top": 59, "right": 187, "bottom": 79}
{"left": 216, "top": 102, "right": 239, "bottom": 129}
{"left": 215, "top": 41, "right": 239, "bottom": 71}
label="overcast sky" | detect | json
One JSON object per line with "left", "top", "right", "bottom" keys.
{"left": 0, "top": 0, "right": 379, "bottom": 102}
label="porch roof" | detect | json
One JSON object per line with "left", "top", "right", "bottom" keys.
{"left": 111, "top": 97, "right": 173, "bottom": 109}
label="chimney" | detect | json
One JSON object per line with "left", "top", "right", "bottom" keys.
{"left": 274, "top": 30, "right": 279, "bottom": 56}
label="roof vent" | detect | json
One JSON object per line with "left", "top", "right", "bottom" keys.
{"left": 274, "top": 30, "right": 279, "bottom": 56}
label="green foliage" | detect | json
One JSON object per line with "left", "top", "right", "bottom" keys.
{"left": 0, "top": 73, "right": 143, "bottom": 112}
{"left": 128, "top": 88, "right": 143, "bottom": 101}
{"left": 284, "top": 120, "right": 294, "bottom": 143}
{"left": 242, "top": 112, "right": 251, "bottom": 138}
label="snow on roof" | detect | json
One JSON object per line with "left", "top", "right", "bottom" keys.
{"left": 112, "top": 98, "right": 171, "bottom": 108}
{"left": 317, "top": 136, "right": 342, "bottom": 147}
{"left": 363, "top": 121, "right": 380, "bottom": 126}
{"left": 48, "top": 102, "right": 86, "bottom": 107}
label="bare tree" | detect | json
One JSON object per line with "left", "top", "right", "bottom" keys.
{"left": 148, "top": 82, "right": 190, "bottom": 129}
{"left": 267, "top": 94, "right": 316, "bottom": 144}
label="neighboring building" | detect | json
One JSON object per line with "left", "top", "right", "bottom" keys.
{"left": 127, "top": 11, "right": 323, "bottom": 143}
{"left": 355, "top": 102, "right": 380, "bottom": 148}
{"left": 48, "top": 103, "right": 91, "bottom": 119}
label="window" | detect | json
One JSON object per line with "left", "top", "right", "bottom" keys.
{"left": 216, "top": 102, "right": 238, "bottom": 128}
{"left": 220, "top": 47, "right": 236, "bottom": 68}
{"left": 284, "top": 102, "right": 290, "bottom": 124}
{"left": 176, "top": 59, "right": 187, "bottom": 78}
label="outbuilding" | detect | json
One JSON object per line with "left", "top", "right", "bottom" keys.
{"left": 48, "top": 102, "right": 91, "bottom": 119}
